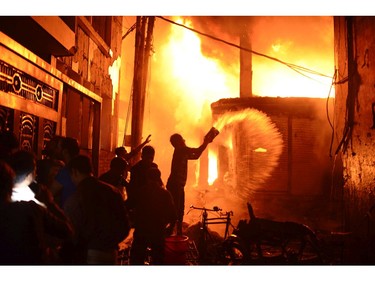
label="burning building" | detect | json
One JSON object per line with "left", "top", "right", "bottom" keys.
{"left": 210, "top": 96, "right": 334, "bottom": 226}
{"left": 4, "top": 15, "right": 375, "bottom": 264}
{"left": 132, "top": 16, "right": 338, "bottom": 231}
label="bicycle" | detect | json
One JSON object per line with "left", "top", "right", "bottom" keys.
{"left": 187, "top": 205, "right": 244, "bottom": 264}
{"left": 224, "top": 202, "right": 324, "bottom": 265}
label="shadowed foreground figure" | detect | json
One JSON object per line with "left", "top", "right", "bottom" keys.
{"left": 63, "top": 155, "right": 130, "bottom": 264}
{"left": 129, "top": 167, "right": 176, "bottom": 265}
{"left": 127, "top": 145, "right": 158, "bottom": 211}
{"left": 0, "top": 160, "right": 73, "bottom": 264}
{"left": 99, "top": 156, "right": 129, "bottom": 201}
{"left": 8, "top": 149, "right": 72, "bottom": 263}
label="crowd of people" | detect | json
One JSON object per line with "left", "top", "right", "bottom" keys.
{"left": 0, "top": 129, "right": 216, "bottom": 265}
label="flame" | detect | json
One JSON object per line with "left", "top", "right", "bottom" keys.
{"left": 253, "top": 33, "right": 334, "bottom": 98}
{"left": 168, "top": 18, "right": 334, "bottom": 99}
{"left": 161, "top": 18, "right": 238, "bottom": 117}
{"left": 253, "top": 54, "right": 335, "bottom": 98}
{"left": 208, "top": 149, "right": 218, "bottom": 185}
{"left": 254, "top": 147, "right": 267, "bottom": 152}
{"left": 147, "top": 16, "right": 333, "bottom": 188}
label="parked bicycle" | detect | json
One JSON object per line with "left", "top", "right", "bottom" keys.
{"left": 187, "top": 205, "right": 243, "bottom": 264}
{"left": 221, "top": 202, "right": 324, "bottom": 265}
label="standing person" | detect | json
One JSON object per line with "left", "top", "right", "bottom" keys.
{"left": 129, "top": 167, "right": 176, "bottom": 265}
{"left": 126, "top": 145, "right": 158, "bottom": 212}
{"left": 8, "top": 149, "right": 71, "bottom": 263}
{"left": 50, "top": 137, "right": 80, "bottom": 207}
{"left": 99, "top": 156, "right": 129, "bottom": 201}
{"left": 37, "top": 135, "right": 65, "bottom": 190}
{"left": 0, "top": 160, "right": 73, "bottom": 264}
{"left": 63, "top": 155, "right": 130, "bottom": 265}
{"left": 0, "top": 130, "right": 19, "bottom": 162}
{"left": 166, "top": 133, "right": 213, "bottom": 235}
{"left": 8, "top": 149, "right": 47, "bottom": 208}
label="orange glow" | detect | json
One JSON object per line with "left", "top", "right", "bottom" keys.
{"left": 208, "top": 149, "right": 218, "bottom": 185}
{"left": 162, "top": 18, "right": 238, "bottom": 114}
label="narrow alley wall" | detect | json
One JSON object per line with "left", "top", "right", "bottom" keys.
{"left": 334, "top": 16, "right": 375, "bottom": 263}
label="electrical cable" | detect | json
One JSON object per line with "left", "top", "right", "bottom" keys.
{"left": 327, "top": 69, "right": 337, "bottom": 158}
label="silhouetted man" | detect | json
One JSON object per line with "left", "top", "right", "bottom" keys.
{"left": 166, "top": 133, "right": 212, "bottom": 235}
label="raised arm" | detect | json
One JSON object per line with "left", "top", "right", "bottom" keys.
{"left": 125, "top": 134, "right": 151, "bottom": 161}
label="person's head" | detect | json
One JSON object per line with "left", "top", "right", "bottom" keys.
{"left": 115, "top": 147, "right": 127, "bottom": 159}
{"left": 170, "top": 133, "right": 185, "bottom": 148}
{"left": 7, "top": 149, "right": 36, "bottom": 186}
{"left": 110, "top": 157, "right": 128, "bottom": 175}
{"left": 42, "top": 135, "right": 65, "bottom": 160}
{"left": 61, "top": 137, "right": 80, "bottom": 163}
{"left": 0, "top": 160, "right": 15, "bottom": 201}
{"left": 0, "top": 130, "right": 19, "bottom": 160}
{"left": 67, "top": 154, "right": 93, "bottom": 185}
{"left": 141, "top": 145, "right": 155, "bottom": 162}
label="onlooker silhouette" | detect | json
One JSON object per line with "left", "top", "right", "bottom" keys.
{"left": 0, "top": 160, "right": 73, "bottom": 264}
{"left": 126, "top": 145, "right": 158, "bottom": 213}
{"left": 166, "top": 133, "right": 212, "bottom": 235}
{"left": 0, "top": 130, "right": 19, "bottom": 162}
{"left": 50, "top": 137, "right": 80, "bottom": 207}
{"left": 37, "top": 136, "right": 65, "bottom": 190}
{"left": 63, "top": 154, "right": 131, "bottom": 264}
{"left": 129, "top": 167, "right": 176, "bottom": 265}
{"left": 8, "top": 149, "right": 71, "bottom": 263}
{"left": 99, "top": 156, "right": 129, "bottom": 201}
{"left": 8, "top": 149, "right": 46, "bottom": 208}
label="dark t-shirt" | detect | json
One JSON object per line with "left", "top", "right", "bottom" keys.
{"left": 0, "top": 201, "right": 72, "bottom": 264}
{"left": 55, "top": 166, "right": 76, "bottom": 207}
{"left": 133, "top": 183, "right": 176, "bottom": 237}
{"left": 167, "top": 145, "right": 206, "bottom": 189}
{"left": 64, "top": 176, "right": 130, "bottom": 251}
{"left": 127, "top": 160, "right": 158, "bottom": 208}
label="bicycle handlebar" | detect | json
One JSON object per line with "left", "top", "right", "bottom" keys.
{"left": 190, "top": 205, "right": 222, "bottom": 212}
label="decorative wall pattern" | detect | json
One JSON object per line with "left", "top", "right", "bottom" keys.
{"left": 0, "top": 60, "right": 59, "bottom": 110}
{"left": 19, "top": 112, "right": 38, "bottom": 152}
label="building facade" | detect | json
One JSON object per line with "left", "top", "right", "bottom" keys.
{"left": 0, "top": 16, "right": 125, "bottom": 175}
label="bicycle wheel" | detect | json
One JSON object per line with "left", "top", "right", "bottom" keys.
{"left": 218, "top": 236, "right": 248, "bottom": 265}
{"left": 282, "top": 238, "right": 323, "bottom": 264}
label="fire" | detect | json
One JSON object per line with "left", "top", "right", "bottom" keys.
{"left": 162, "top": 17, "right": 238, "bottom": 114}
{"left": 208, "top": 149, "right": 218, "bottom": 185}
{"left": 252, "top": 53, "right": 335, "bottom": 98}
{"left": 148, "top": 16, "right": 333, "bottom": 189}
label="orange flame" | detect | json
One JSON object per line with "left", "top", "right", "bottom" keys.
{"left": 208, "top": 149, "right": 218, "bottom": 185}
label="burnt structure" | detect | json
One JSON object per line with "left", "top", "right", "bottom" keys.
{"left": 211, "top": 96, "right": 335, "bottom": 228}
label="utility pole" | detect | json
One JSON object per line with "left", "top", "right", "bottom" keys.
{"left": 130, "top": 16, "right": 155, "bottom": 162}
